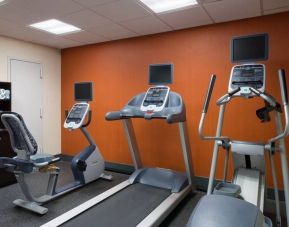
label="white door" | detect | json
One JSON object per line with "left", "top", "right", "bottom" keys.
{"left": 10, "top": 59, "right": 43, "bottom": 153}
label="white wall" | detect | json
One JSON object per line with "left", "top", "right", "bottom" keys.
{"left": 0, "top": 35, "right": 61, "bottom": 155}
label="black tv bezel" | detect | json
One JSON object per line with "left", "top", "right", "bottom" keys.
{"left": 74, "top": 82, "right": 93, "bottom": 102}
{"left": 231, "top": 33, "right": 269, "bottom": 63}
{"left": 148, "top": 63, "right": 174, "bottom": 85}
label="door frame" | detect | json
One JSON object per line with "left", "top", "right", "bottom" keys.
{"left": 7, "top": 57, "right": 43, "bottom": 81}
{"left": 7, "top": 57, "right": 44, "bottom": 152}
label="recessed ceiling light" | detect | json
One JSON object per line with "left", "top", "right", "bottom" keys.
{"left": 29, "top": 19, "right": 81, "bottom": 35}
{"left": 139, "top": 0, "right": 198, "bottom": 13}
{"left": 0, "top": 0, "right": 7, "bottom": 6}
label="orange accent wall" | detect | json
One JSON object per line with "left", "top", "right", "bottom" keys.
{"left": 61, "top": 12, "right": 289, "bottom": 188}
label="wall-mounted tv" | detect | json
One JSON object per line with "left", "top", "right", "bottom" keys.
{"left": 149, "top": 63, "right": 173, "bottom": 85}
{"left": 0, "top": 89, "right": 11, "bottom": 100}
{"left": 74, "top": 82, "right": 93, "bottom": 102}
{"left": 231, "top": 33, "right": 269, "bottom": 63}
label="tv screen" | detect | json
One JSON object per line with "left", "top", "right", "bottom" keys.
{"left": 74, "top": 82, "right": 93, "bottom": 101}
{"left": 231, "top": 33, "right": 268, "bottom": 63}
{"left": 0, "top": 89, "right": 11, "bottom": 100}
{"left": 149, "top": 64, "right": 173, "bottom": 85}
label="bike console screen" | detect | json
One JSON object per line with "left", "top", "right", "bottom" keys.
{"left": 64, "top": 103, "right": 89, "bottom": 129}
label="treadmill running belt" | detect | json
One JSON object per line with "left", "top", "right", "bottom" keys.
{"left": 62, "top": 183, "right": 171, "bottom": 227}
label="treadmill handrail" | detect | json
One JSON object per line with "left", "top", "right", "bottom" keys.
{"left": 105, "top": 111, "right": 123, "bottom": 121}
{"left": 105, "top": 92, "right": 186, "bottom": 124}
{"left": 106, "top": 111, "right": 185, "bottom": 123}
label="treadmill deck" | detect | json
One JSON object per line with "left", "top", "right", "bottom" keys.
{"left": 62, "top": 183, "right": 171, "bottom": 227}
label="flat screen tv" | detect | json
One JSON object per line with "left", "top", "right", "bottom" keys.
{"left": 231, "top": 33, "right": 268, "bottom": 63}
{"left": 149, "top": 64, "right": 173, "bottom": 85}
{"left": 74, "top": 82, "right": 93, "bottom": 101}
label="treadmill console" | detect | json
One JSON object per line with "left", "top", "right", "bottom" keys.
{"left": 64, "top": 103, "right": 89, "bottom": 129}
{"left": 228, "top": 64, "right": 265, "bottom": 97}
{"left": 140, "top": 86, "right": 170, "bottom": 112}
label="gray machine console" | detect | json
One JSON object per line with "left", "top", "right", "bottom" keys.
{"left": 140, "top": 86, "right": 170, "bottom": 112}
{"left": 228, "top": 64, "right": 265, "bottom": 97}
{"left": 64, "top": 103, "right": 89, "bottom": 129}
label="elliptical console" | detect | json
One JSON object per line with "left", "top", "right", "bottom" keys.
{"left": 229, "top": 64, "right": 265, "bottom": 97}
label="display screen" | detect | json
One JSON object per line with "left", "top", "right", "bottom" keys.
{"left": 149, "top": 64, "right": 173, "bottom": 85}
{"left": 0, "top": 89, "right": 10, "bottom": 100}
{"left": 231, "top": 33, "right": 268, "bottom": 62}
{"left": 74, "top": 82, "right": 93, "bottom": 101}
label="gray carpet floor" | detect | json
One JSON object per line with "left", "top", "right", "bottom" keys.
{"left": 0, "top": 161, "right": 287, "bottom": 227}
{"left": 0, "top": 161, "right": 128, "bottom": 227}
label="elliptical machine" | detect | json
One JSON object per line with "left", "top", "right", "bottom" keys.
{"left": 187, "top": 34, "right": 289, "bottom": 227}
{"left": 0, "top": 82, "right": 111, "bottom": 214}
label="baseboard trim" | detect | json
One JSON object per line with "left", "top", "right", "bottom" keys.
{"left": 57, "top": 154, "right": 285, "bottom": 201}
{"left": 105, "top": 162, "right": 135, "bottom": 174}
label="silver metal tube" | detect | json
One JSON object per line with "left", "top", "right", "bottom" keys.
{"left": 269, "top": 105, "right": 289, "bottom": 144}
{"left": 268, "top": 150, "right": 281, "bottom": 226}
{"left": 274, "top": 111, "right": 289, "bottom": 223}
{"left": 122, "top": 119, "right": 142, "bottom": 170}
{"left": 222, "top": 148, "right": 229, "bottom": 182}
{"left": 207, "top": 104, "right": 226, "bottom": 195}
{"left": 216, "top": 94, "right": 230, "bottom": 106}
{"left": 178, "top": 122, "right": 195, "bottom": 189}
{"left": 250, "top": 87, "right": 277, "bottom": 107}
{"left": 260, "top": 93, "right": 277, "bottom": 107}
{"left": 198, "top": 112, "right": 229, "bottom": 141}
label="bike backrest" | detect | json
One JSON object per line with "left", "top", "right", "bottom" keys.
{"left": 1, "top": 112, "right": 38, "bottom": 160}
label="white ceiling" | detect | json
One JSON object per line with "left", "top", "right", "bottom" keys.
{"left": 0, "top": 0, "right": 288, "bottom": 49}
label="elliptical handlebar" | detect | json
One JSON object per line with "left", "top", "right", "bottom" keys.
{"left": 249, "top": 87, "right": 277, "bottom": 107}
{"left": 269, "top": 69, "right": 289, "bottom": 144}
{"left": 203, "top": 75, "right": 216, "bottom": 113}
{"left": 200, "top": 69, "right": 289, "bottom": 145}
{"left": 199, "top": 75, "right": 229, "bottom": 141}
{"left": 216, "top": 87, "right": 240, "bottom": 106}
{"left": 279, "top": 69, "right": 288, "bottom": 105}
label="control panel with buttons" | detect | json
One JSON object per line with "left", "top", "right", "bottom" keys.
{"left": 140, "top": 86, "right": 170, "bottom": 112}
{"left": 64, "top": 103, "right": 89, "bottom": 129}
{"left": 228, "top": 64, "right": 265, "bottom": 97}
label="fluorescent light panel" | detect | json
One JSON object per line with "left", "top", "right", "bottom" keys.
{"left": 0, "top": 0, "right": 7, "bottom": 6}
{"left": 29, "top": 19, "right": 81, "bottom": 35}
{"left": 139, "top": 0, "right": 198, "bottom": 13}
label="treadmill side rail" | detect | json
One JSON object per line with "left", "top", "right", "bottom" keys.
{"left": 137, "top": 185, "right": 192, "bottom": 227}
{"left": 40, "top": 180, "right": 131, "bottom": 227}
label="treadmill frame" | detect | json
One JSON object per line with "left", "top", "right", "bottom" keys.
{"left": 42, "top": 119, "right": 195, "bottom": 227}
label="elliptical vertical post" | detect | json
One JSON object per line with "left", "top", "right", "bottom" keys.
{"left": 207, "top": 104, "right": 226, "bottom": 195}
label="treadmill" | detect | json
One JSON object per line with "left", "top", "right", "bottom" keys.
{"left": 42, "top": 63, "right": 195, "bottom": 227}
